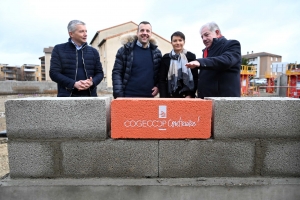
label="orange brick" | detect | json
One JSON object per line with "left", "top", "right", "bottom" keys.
{"left": 111, "top": 98, "right": 212, "bottom": 139}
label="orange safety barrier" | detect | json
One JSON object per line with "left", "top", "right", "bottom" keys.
{"left": 286, "top": 63, "right": 300, "bottom": 98}
{"left": 240, "top": 65, "right": 256, "bottom": 96}
{"left": 287, "top": 75, "right": 300, "bottom": 98}
{"left": 240, "top": 74, "right": 250, "bottom": 96}
{"left": 266, "top": 77, "right": 275, "bottom": 93}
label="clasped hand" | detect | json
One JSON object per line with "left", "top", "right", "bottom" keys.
{"left": 74, "top": 77, "right": 93, "bottom": 91}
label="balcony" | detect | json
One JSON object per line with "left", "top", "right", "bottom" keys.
{"left": 24, "top": 69, "right": 36, "bottom": 72}
{"left": 2, "top": 70, "right": 13, "bottom": 73}
{"left": 6, "top": 78, "right": 16, "bottom": 81}
{"left": 24, "top": 74, "right": 36, "bottom": 77}
{"left": 5, "top": 74, "right": 16, "bottom": 78}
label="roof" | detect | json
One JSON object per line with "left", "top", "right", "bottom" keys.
{"left": 97, "top": 28, "right": 171, "bottom": 47}
{"left": 1, "top": 65, "right": 20, "bottom": 68}
{"left": 105, "top": 28, "right": 138, "bottom": 41}
{"left": 43, "top": 47, "right": 54, "bottom": 53}
{"left": 90, "top": 21, "right": 138, "bottom": 44}
{"left": 22, "top": 64, "right": 39, "bottom": 66}
{"left": 97, "top": 21, "right": 138, "bottom": 33}
{"left": 242, "top": 52, "right": 282, "bottom": 58}
{"left": 98, "top": 28, "right": 138, "bottom": 47}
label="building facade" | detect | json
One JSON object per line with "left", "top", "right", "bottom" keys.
{"left": 39, "top": 56, "right": 46, "bottom": 81}
{"left": 242, "top": 52, "right": 282, "bottom": 78}
{"left": 21, "top": 64, "right": 42, "bottom": 81}
{"left": 39, "top": 47, "right": 53, "bottom": 81}
{"left": 0, "top": 64, "right": 20, "bottom": 81}
{"left": 0, "top": 64, "right": 42, "bottom": 81}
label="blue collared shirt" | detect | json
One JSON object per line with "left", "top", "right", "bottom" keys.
{"left": 136, "top": 40, "right": 150, "bottom": 48}
{"left": 71, "top": 40, "right": 83, "bottom": 50}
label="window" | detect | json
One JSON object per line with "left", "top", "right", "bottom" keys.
{"left": 271, "top": 57, "right": 273, "bottom": 61}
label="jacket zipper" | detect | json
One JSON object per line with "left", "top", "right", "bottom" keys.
{"left": 82, "top": 46, "right": 91, "bottom": 96}
{"left": 70, "top": 49, "right": 79, "bottom": 97}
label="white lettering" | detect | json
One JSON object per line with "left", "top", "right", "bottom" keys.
{"left": 168, "top": 117, "right": 197, "bottom": 127}
{"left": 124, "top": 116, "right": 200, "bottom": 128}
{"left": 124, "top": 120, "right": 166, "bottom": 128}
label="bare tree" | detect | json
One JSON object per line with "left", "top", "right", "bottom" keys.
{"left": 16, "top": 69, "right": 24, "bottom": 81}
{"left": 24, "top": 73, "right": 36, "bottom": 81}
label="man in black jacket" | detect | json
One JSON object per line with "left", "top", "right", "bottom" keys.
{"left": 112, "top": 21, "right": 162, "bottom": 98}
{"left": 50, "top": 20, "right": 103, "bottom": 97}
{"left": 186, "top": 22, "right": 241, "bottom": 98}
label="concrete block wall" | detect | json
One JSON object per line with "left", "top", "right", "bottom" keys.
{"left": 207, "top": 97, "right": 300, "bottom": 138}
{"left": 5, "top": 97, "right": 112, "bottom": 178}
{"left": 0, "top": 81, "right": 108, "bottom": 95}
{"left": 206, "top": 97, "right": 300, "bottom": 177}
{"left": 5, "top": 97, "right": 110, "bottom": 139}
{"left": 4, "top": 97, "right": 300, "bottom": 178}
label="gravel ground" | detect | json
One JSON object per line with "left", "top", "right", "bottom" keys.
{"left": 0, "top": 139, "right": 8, "bottom": 178}
{"left": 0, "top": 95, "right": 12, "bottom": 178}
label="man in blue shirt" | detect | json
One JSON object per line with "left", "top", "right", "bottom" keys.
{"left": 112, "top": 21, "right": 162, "bottom": 98}
{"left": 50, "top": 20, "right": 103, "bottom": 97}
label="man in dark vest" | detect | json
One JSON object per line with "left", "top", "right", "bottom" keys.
{"left": 112, "top": 21, "right": 162, "bottom": 98}
{"left": 50, "top": 20, "right": 103, "bottom": 97}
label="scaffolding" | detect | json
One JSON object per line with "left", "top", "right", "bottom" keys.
{"left": 265, "top": 72, "right": 277, "bottom": 93}
{"left": 286, "top": 63, "right": 300, "bottom": 98}
{"left": 240, "top": 65, "right": 257, "bottom": 96}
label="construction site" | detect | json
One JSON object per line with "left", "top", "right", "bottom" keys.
{"left": 0, "top": 63, "right": 300, "bottom": 200}
{"left": 240, "top": 63, "right": 300, "bottom": 98}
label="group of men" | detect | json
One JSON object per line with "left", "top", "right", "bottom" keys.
{"left": 50, "top": 20, "right": 241, "bottom": 98}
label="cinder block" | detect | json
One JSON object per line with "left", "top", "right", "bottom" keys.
{"left": 5, "top": 97, "right": 111, "bottom": 139}
{"left": 262, "top": 140, "right": 300, "bottom": 176}
{"left": 206, "top": 97, "right": 300, "bottom": 138}
{"left": 159, "top": 140, "right": 255, "bottom": 177}
{"left": 61, "top": 140, "right": 158, "bottom": 178}
{"left": 111, "top": 98, "right": 212, "bottom": 139}
{"left": 8, "top": 141, "right": 55, "bottom": 178}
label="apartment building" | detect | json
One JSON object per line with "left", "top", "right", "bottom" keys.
{"left": 0, "top": 64, "right": 21, "bottom": 81}
{"left": 90, "top": 21, "right": 172, "bottom": 87}
{"left": 242, "top": 51, "right": 282, "bottom": 78}
{"left": 0, "top": 63, "right": 42, "bottom": 81}
{"left": 38, "top": 47, "right": 53, "bottom": 81}
{"left": 21, "top": 64, "right": 41, "bottom": 81}
{"left": 39, "top": 56, "right": 46, "bottom": 81}
{"left": 44, "top": 47, "right": 53, "bottom": 81}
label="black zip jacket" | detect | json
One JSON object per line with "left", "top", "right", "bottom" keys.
{"left": 50, "top": 38, "right": 104, "bottom": 97}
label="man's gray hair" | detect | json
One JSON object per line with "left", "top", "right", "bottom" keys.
{"left": 67, "top": 20, "right": 85, "bottom": 32}
{"left": 200, "top": 22, "right": 221, "bottom": 34}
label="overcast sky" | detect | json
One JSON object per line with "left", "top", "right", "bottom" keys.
{"left": 0, "top": 0, "right": 299, "bottom": 66}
